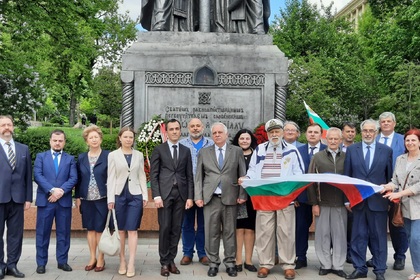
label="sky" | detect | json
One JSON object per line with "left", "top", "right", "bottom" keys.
{"left": 118, "top": 0, "right": 352, "bottom": 27}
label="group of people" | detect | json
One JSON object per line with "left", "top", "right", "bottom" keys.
{"left": 0, "top": 113, "right": 419, "bottom": 280}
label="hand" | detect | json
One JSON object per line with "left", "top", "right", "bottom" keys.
{"left": 195, "top": 199, "right": 204, "bottom": 207}
{"left": 237, "top": 198, "right": 246, "bottom": 204}
{"left": 312, "top": 205, "right": 320, "bottom": 216}
{"left": 238, "top": 176, "right": 247, "bottom": 185}
{"left": 345, "top": 204, "right": 352, "bottom": 212}
{"left": 143, "top": 200, "right": 148, "bottom": 208}
{"left": 75, "top": 198, "right": 81, "bottom": 209}
{"left": 380, "top": 184, "right": 393, "bottom": 194}
{"left": 108, "top": 202, "right": 115, "bottom": 210}
{"left": 383, "top": 191, "right": 402, "bottom": 202}
{"left": 185, "top": 199, "right": 193, "bottom": 209}
{"left": 24, "top": 201, "right": 31, "bottom": 211}
{"left": 155, "top": 198, "right": 164, "bottom": 208}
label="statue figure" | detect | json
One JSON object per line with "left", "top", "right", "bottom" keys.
{"left": 140, "top": 0, "right": 199, "bottom": 31}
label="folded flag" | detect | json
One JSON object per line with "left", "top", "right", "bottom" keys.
{"left": 304, "top": 101, "right": 330, "bottom": 138}
{"left": 242, "top": 173, "right": 384, "bottom": 211}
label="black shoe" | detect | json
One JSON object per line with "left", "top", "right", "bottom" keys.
{"left": 235, "top": 265, "right": 242, "bottom": 272}
{"left": 346, "top": 256, "right": 353, "bottom": 264}
{"left": 0, "top": 268, "right": 5, "bottom": 279}
{"left": 393, "top": 259, "right": 405, "bottom": 270}
{"left": 376, "top": 273, "right": 385, "bottom": 280}
{"left": 36, "top": 266, "right": 45, "bottom": 274}
{"left": 319, "top": 268, "right": 332, "bottom": 275}
{"left": 226, "top": 267, "right": 237, "bottom": 277}
{"left": 57, "top": 263, "right": 72, "bottom": 272}
{"left": 208, "top": 267, "right": 218, "bottom": 277}
{"left": 332, "top": 270, "right": 348, "bottom": 278}
{"left": 295, "top": 259, "right": 307, "bottom": 269}
{"left": 346, "top": 270, "right": 367, "bottom": 279}
{"left": 244, "top": 263, "right": 257, "bottom": 272}
{"left": 366, "top": 259, "right": 374, "bottom": 267}
{"left": 6, "top": 267, "right": 25, "bottom": 278}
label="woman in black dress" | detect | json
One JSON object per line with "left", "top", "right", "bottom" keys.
{"left": 232, "top": 128, "right": 258, "bottom": 272}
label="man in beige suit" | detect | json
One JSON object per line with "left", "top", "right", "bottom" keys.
{"left": 195, "top": 122, "right": 247, "bottom": 277}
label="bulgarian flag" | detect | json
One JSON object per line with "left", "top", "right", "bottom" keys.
{"left": 242, "top": 174, "right": 384, "bottom": 211}
{"left": 304, "top": 101, "right": 329, "bottom": 138}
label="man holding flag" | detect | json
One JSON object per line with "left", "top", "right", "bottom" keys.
{"left": 239, "top": 119, "right": 304, "bottom": 279}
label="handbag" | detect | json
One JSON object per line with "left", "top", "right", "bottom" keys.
{"left": 98, "top": 209, "right": 120, "bottom": 256}
{"left": 391, "top": 170, "right": 411, "bottom": 227}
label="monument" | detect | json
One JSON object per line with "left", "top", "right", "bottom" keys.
{"left": 121, "top": 0, "right": 288, "bottom": 136}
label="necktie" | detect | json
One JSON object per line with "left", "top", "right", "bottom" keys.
{"left": 53, "top": 152, "right": 60, "bottom": 175}
{"left": 6, "top": 142, "right": 16, "bottom": 170}
{"left": 172, "top": 145, "right": 178, "bottom": 165}
{"left": 365, "top": 146, "right": 371, "bottom": 170}
{"left": 383, "top": 137, "right": 389, "bottom": 146}
{"left": 309, "top": 146, "right": 316, "bottom": 160}
{"left": 218, "top": 148, "right": 224, "bottom": 169}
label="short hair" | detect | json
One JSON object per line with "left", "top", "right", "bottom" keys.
{"left": 50, "top": 129, "right": 66, "bottom": 140}
{"left": 307, "top": 123, "right": 323, "bottom": 134}
{"left": 211, "top": 122, "right": 228, "bottom": 134}
{"left": 326, "top": 127, "right": 342, "bottom": 138}
{"left": 404, "top": 128, "right": 420, "bottom": 152}
{"left": 117, "top": 126, "right": 135, "bottom": 148}
{"left": 231, "top": 128, "right": 258, "bottom": 149}
{"left": 360, "top": 119, "right": 379, "bottom": 131}
{"left": 284, "top": 121, "right": 301, "bottom": 132}
{"left": 342, "top": 121, "right": 356, "bottom": 130}
{"left": 165, "top": 119, "right": 181, "bottom": 131}
{"left": 378, "top": 112, "right": 396, "bottom": 122}
{"left": 0, "top": 115, "right": 13, "bottom": 123}
{"left": 82, "top": 125, "right": 103, "bottom": 142}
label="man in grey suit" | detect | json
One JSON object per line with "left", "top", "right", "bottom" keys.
{"left": 150, "top": 119, "right": 194, "bottom": 277}
{"left": 0, "top": 115, "right": 32, "bottom": 279}
{"left": 195, "top": 122, "right": 247, "bottom": 277}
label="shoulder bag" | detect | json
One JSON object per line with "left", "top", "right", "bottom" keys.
{"left": 98, "top": 208, "right": 120, "bottom": 256}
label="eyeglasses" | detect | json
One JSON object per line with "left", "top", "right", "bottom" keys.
{"left": 284, "top": 129, "right": 297, "bottom": 133}
{"left": 362, "top": 129, "right": 377, "bottom": 134}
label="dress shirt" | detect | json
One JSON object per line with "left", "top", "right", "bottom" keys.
{"left": 50, "top": 149, "right": 62, "bottom": 165}
{"left": 0, "top": 138, "right": 15, "bottom": 155}
{"left": 308, "top": 142, "right": 321, "bottom": 155}
{"left": 378, "top": 132, "right": 394, "bottom": 147}
{"left": 362, "top": 141, "right": 376, "bottom": 169}
{"left": 215, "top": 143, "right": 227, "bottom": 160}
{"left": 167, "top": 140, "right": 179, "bottom": 158}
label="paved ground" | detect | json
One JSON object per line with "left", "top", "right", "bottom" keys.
{"left": 13, "top": 238, "right": 413, "bottom": 280}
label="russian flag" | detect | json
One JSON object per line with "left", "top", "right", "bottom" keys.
{"left": 242, "top": 174, "right": 384, "bottom": 211}
{"left": 304, "top": 101, "right": 330, "bottom": 138}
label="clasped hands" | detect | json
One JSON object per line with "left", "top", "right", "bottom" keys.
{"left": 48, "top": 188, "right": 64, "bottom": 203}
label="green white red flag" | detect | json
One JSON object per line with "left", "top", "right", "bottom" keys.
{"left": 304, "top": 101, "right": 330, "bottom": 138}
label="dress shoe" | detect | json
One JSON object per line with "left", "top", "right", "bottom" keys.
{"left": 235, "top": 264, "right": 243, "bottom": 272}
{"left": 393, "top": 259, "right": 405, "bottom": 270}
{"left": 285, "top": 269, "right": 296, "bottom": 279}
{"left": 226, "top": 267, "right": 237, "bottom": 277}
{"left": 319, "top": 268, "right": 332, "bottom": 275}
{"left": 57, "top": 263, "right": 72, "bottom": 272}
{"left": 375, "top": 273, "right": 385, "bottom": 280}
{"left": 94, "top": 261, "right": 105, "bottom": 272}
{"left": 199, "top": 256, "right": 210, "bottom": 265}
{"left": 180, "top": 256, "right": 192, "bottom": 265}
{"left": 366, "top": 259, "right": 374, "bottom": 267}
{"left": 244, "top": 263, "right": 257, "bottom": 272}
{"left": 160, "top": 265, "right": 170, "bottom": 277}
{"left": 295, "top": 259, "right": 307, "bottom": 269}
{"left": 346, "top": 256, "right": 353, "bottom": 264}
{"left": 6, "top": 267, "right": 25, "bottom": 278}
{"left": 36, "top": 266, "right": 45, "bottom": 274}
{"left": 85, "top": 260, "right": 97, "bottom": 271}
{"left": 207, "top": 267, "right": 218, "bottom": 277}
{"left": 126, "top": 269, "right": 135, "bottom": 278}
{"left": 332, "top": 269, "right": 348, "bottom": 278}
{"left": 346, "top": 270, "right": 367, "bottom": 279}
{"left": 257, "top": 267, "right": 270, "bottom": 278}
{"left": 169, "top": 262, "right": 180, "bottom": 274}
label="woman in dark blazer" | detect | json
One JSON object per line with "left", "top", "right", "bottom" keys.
{"left": 75, "top": 125, "right": 110, "bottom": 272}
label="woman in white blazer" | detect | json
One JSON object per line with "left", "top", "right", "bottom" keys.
{"left": 107, "top": 127, "right": 148, "bottom": 278}
{"left": 382, "top": 128, "right": 420, "bottom": 280}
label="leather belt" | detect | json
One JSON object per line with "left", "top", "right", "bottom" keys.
{"left": 213, "top": 193, "right": 222, "bottom": 198}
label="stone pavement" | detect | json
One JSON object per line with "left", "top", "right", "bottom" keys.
{"left": 16, "top": 238, "right": 413, "bottom": 280}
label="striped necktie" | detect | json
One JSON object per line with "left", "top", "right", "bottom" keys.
{"left": 6, "top": 142, "right": 16, "bottom": 170}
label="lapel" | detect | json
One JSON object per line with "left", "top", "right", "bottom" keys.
{"left": 56, "top": 152, "right": 65, "bottom": 177}
{"left": 164, "top": 142, "right": 177, "bottom": 169}
{"left": 210, "top": 145, "right": 219, "bottom": 169}
{"left": 115, "top": 148, "right": 129, "bottom": 169}
{"left": 355, "top": 143, "right": 369, "bottom": 173}
{"left": 0, "top": 143, "right": 12, "bottom": 169}
{"left": 370, "top": 144, "right": 383, "bottom": 173}
{"left": 222, "top": 144, "right": 232, "bottom": 170}
{"left": 405, "top": 155, "right": 420, "bottom": 174}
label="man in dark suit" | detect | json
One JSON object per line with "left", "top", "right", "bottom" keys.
{"left": 0, "top": 115, "right": 32, "bottom": 279}
{"left": 344, "top": 119, "right": 393, "bottom": 280}
{"left": 34, "top": 129, "right": 77, "bottom": 274}
{"left": 150, "top": 119, "right": 194, "bottom": 277}
{"left": 375, "top": 112, "right": 407, "bottom": 271}
{"left": 195, "top": 122, "right": 247, "bottom": 278}
{"left": 295, "top": 123, "right": 327, "bottom": 269}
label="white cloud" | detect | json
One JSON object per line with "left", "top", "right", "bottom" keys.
{"left": 308, "top": 0, "right": 352, "bottom": 13}
{"left": 118, "top": 0, "right": 141, "bottom": 22}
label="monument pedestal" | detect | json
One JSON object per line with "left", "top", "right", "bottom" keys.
{"left": 121, "top": 32, "right": 288, "bottom": 133}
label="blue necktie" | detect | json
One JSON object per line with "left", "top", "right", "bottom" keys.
{"left": 218, "top": 148, "right": 224, "bottom": 169}
{"left": 365, "top": 146, "right": 371, "bottom": 170}
{"left": 53, "top": 152, "right": 60, "bottom": 175}
{"left": 309, "top": 146, "right": 316, "bottom": 160}
{"left": 383, "top": 137, "right": 389, "bottom": 146}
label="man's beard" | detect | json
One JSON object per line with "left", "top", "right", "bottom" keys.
{"left": 190, "top": 131, "right": 203, "bottom": 139}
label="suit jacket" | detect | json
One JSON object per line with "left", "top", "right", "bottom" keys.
{"left": 75, "top": 150, "right": 110, "bottom": 199}
{"left": 150, "top": 142, "right": 193, "bottom": 201}
{"left": 34, "top": 150, "right": 78, "bottom": 207}
{"left": 344, "top": 142, "right": 393, "bottom": 211}
{"left": 376, "top": 133, "right": 405, "bottom": 167}
{"left": 0, "top": 141, "right": 32, "bottom": 204}
{"left": 195, "top": 143, "right": 247, "bottom": 205}
{"left": 107, "top": 148, "right": 148, "bottom": 203}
